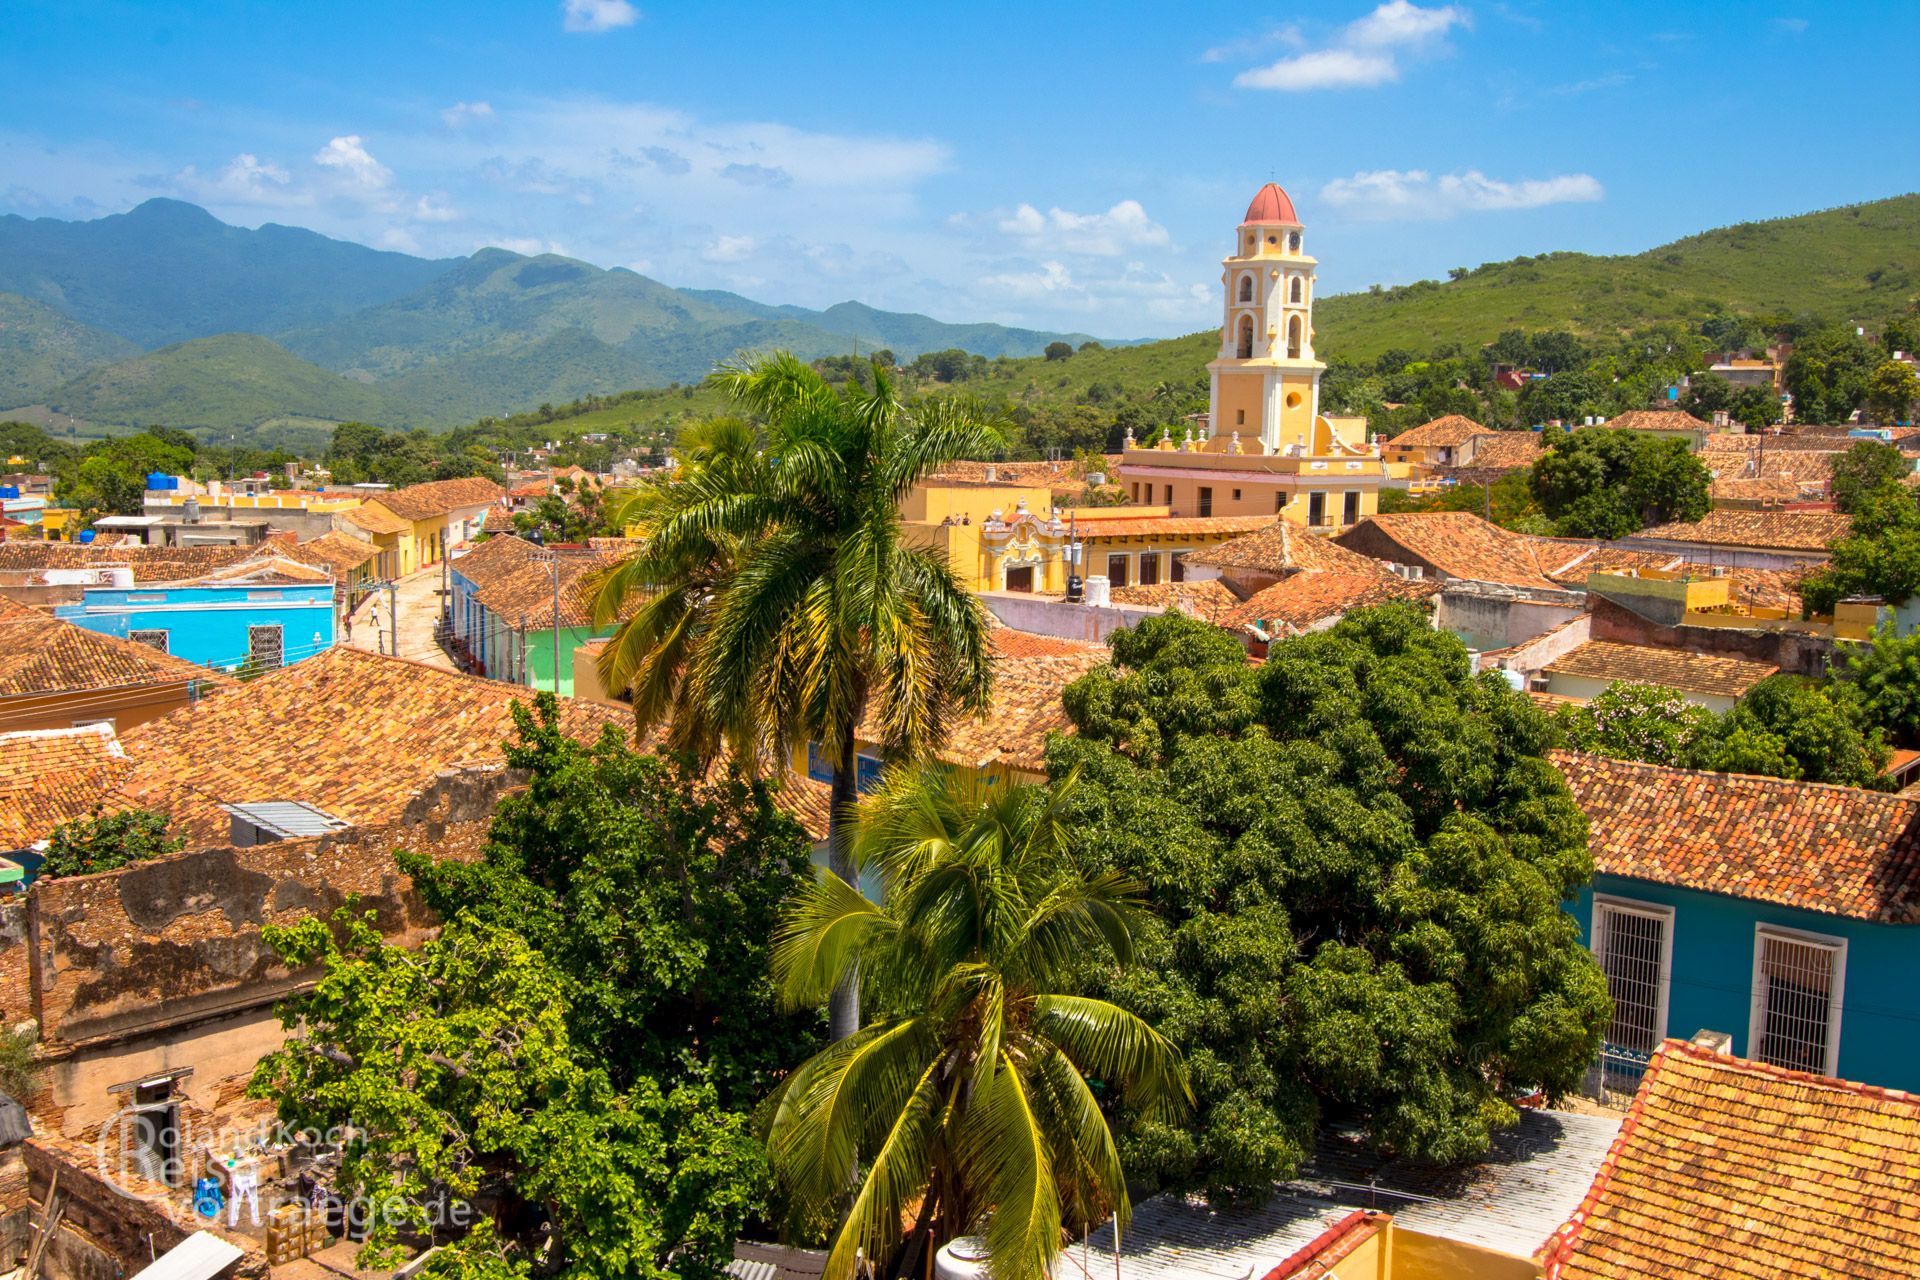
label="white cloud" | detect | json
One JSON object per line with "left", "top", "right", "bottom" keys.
{"left": 1319, "top": 168, "right": 1604, "bottom": 219}
{"left": 1772, "top": 16, "right": 1808, "bottom": 33}
{"left": 1199, "top": 24, "right": 1302, "bottom": 63}
{"left": 313, "top": 135, "right": 392, "bottom": 192}
{"left": 378, "top": 227, "right": 421, "bottom": 253}
{"left": 701, "top": 234, "right": 758, "bottom": 263}
{"left": 484, "top": 235, "right": 570, "bottom": 256}
{"left": 1236, "top": 48, "right": 1398, "bottom": 90}
{"left": 1345, "top": 0, "right": 1465, "bottom": 48}
{"left": 174, "top": 152, "right": 304, "bottom": 206}
{"left": 562, "top": 0, "right": 637, "bottom": 33}
{"left": 1231, "top": 2, "right": 1465, "bottom": 92}
{"left": 977, "top": 260, "right": 1076, "bottom": 300}
{"left": 440, "top": 101, "right": 495, "bottom": 127}
{"left": 414, "top": 192, "right": 460, "bottom": 221}
{"left": 992, "top": 199, "right": 1171, "bottom": 257}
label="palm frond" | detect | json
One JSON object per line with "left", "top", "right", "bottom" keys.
{"left": 772, "top": 868, "right": 891, "bottom": 1010}
{"left": 1032, "top": 995, "right": 1192, "bottom": 1118}
{"left": 963, "top": 1052, "right": 1062, "bottom": 1280}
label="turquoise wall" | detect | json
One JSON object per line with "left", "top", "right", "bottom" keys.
{"left": 1571, "top": 877, "right": 1920, "bottom": 1091}
{"left": 523, "top": 624, "right": 611, "bottom": 697}
{"left": 56, "top": 583, "right": 335, "bottom": 670}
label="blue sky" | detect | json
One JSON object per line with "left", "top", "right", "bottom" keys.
{"left": 3, "top": 1, "right": 1915, "bottom": 337}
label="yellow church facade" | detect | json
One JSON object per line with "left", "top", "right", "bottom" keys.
{"left": 1118, "top": 182, "right": 1385, "bottom": 527}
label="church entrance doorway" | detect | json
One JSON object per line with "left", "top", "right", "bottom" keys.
{"left": 1005, "top": 566, "right": 1035, "bottom": 593}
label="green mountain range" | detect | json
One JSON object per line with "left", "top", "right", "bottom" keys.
{"left": 2, "top": 193, "right": 1914, "bottom": 442}
{"left": 0, "top": 200, "right": 1116, "bottom": 436}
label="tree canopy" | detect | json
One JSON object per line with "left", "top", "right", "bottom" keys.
{"left": 37, "top": 808, "right": 183, "bottom": 879}
{"left": 1800, "top": 481, "right": 1920, "bottom": 614}
{"left": 1530, "top": 426, "right": 1711, "bottom": 539}
{"left": 1830, "top": 440, "right": 1912, "bottom": 514}
{"left": 1047, "top": 608, "right": 1608, "bottom": 1201}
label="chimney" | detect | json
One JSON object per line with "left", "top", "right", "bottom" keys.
{"left": 1690, "top": 1029, "right": 1733, "bottom": 1055}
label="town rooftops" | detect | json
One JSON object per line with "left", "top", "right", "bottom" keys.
{"left": 0, "top": 724, "right": 130, "bottom": 851}
{"left": 367, "top": 476, "right": 506, "bottom": 522}
{"left": 277, "top": 530, "right": 381, "bottom": 575}
{"left": 1594, "top": 409, "right": 1710, "bottom": 434}
{"left": 1553, "top": 751, "right": 1920, "bottom": 922}
{"left": 1229, "top": 572, "right": 1440, "bottom": 637}
{"left": 1109, "top": 578, "right": 1243, "bottom": 625}
{"left": 0, "top": 607, "right": 226, "bottom": 708}
{"left": 340, "top": 502, "right": 412, "bottom": 536}
{"left": 1335, "top": 512, "right": 1560, "bottom": 591}
{"left": 1544, "top": 640, "right": 1778, "bottom": 700}
{"left": 100, "top": 646, "right": 629, "bottom": 847}
{"left": 1074, "top": 514, "right": 1276, "bottom": 539}
{"left": 0, "top": 542, "right": 260, "bottom": 583}
{"left": 1387, "top": 415, "right": 1489, "bottom": 449}
{"left": 1633, "top": 509, "right": 1852, "bottom": 552}
{"left": 471, "top": 546, "right": 630, "bottom": 631}
{"left": 1182, "top": 520, "right": 1388, "bottom": 577}
{"left": 1454, "top": 430, "right": 1544, "bottom": 471}
{"left": 1537, "top": 1039, "right": 1920, "bottom": 1279}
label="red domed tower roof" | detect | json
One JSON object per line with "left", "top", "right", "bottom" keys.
{"left": 1241, "top": 181, "right": 1299, "bottom": 225}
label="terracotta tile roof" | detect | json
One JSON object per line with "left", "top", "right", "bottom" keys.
{"left": 1532, "top": 542, "right": 1685, "bottom": 585}
{"left": 1728, "top": 566, "right": 1810, "bottom": 612}
{"left": 508, "top": 480, "right": 552, "bottom": 499}
{"left": 1709, "top": 475, "right": 1807, "bottom": 505}
{"left": 1338, "top": 512, "right": 1560, "bottom": 590}
{"left": 1457, "top": 431, "right": 1545, "bottom": 471}
{"left": 1109, "top": 578, "right": 1243, "bottom": 624}
{"left": 278, "top": 531, "right": 380, "bottom": 575}
{"left": 340, "top": 502, "right": 411, "bottom": 536}
{"left": 189, "top": 553, "right": 335, "bottom": 585}
{"left": 0, "top": 609, "right": 227, "bottom": 702}
{"left": 1538, "top": 1040, "right": 1920, "bottom": 1279}
{"left": 1634, "top": 510, "right": 1852, "bottom": 552}
{"left": 368, "top": 476, "right": 506, "bottom": 522}
{"left": 1228, "top": 572, "right": 1440, "bottom": 635}
{"left": 0, "top": 542, "right": 259, "bottom": 583}
{"left": 1077, "top": 514, "right": 1277, "bottom": 539}
{"left": 472, "top": 548, "right": 630, "bottom": 630}
{"left": 102, "top": 647, "right": 629, "bottom": 848}
{"left": 0, "top": 725, "right": 132, "bottom": 850}
{"left": 1597, "top": 409, "right": 1710, "bottom": 434}
{"left": 1545, "top": 640, "right": 1777, "bottom": 699}
{"left": 857, "top": 629, "right": 1106, "bottom": 775}
{"left": 449, "top": 533, "right": 540, "bottom": 590}
{"left": 776, "top": 774, "right": 835, "bottom": 843}
{"left": 1182, "top": 521, "right": 1389, "bottom": 576}
{"left": 1387, "top": 415, "right": 1490, "bottom": 449}
{"left": 1552, "top": 751, "right": 1920, "bottom": 922}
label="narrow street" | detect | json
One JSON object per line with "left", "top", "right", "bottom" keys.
{"left": 342, "top": 563, "right": 458, "bottom": 671}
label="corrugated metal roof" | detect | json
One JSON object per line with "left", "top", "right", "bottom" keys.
{"left": 220, "top": 800, "right": 351, "bottom": 839}
{"left": 126, "top": 1231, "right": 244, "bottom": 1280}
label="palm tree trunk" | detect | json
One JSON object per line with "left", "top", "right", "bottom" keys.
{"left": 828, "top": 722, "right": 861, "bottom": 1041}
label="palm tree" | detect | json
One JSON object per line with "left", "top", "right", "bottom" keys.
{"left": 765, "top": 766, "right": 1188, "bottom": 1280}
{"left": 591, "top": 354, "right": 1005, "bottom": 1038}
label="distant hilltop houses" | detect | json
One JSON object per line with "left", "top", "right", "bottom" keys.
{"left": 0, "top": 179, "right": 1917, "bottom": 1280}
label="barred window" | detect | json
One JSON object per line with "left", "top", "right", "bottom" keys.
{"left": 1593, "top": 899, "right": 1672, "bottom": 1056}
{"left": 129, "top": 629, "right": 169, "bottom": 654}
{"left": 1750, "top": 927, "right": 1845, "bottom": 1076}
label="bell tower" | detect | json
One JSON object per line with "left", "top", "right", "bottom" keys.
{"left": 1206, "top": 181, "right": 1323, "bottom": 455}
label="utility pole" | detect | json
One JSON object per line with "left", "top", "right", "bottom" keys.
{"left": 388, "top": 579, "right": 399, "bottom": 660}
{"left": 551, "top": 556, "right": 561, "bottom": 696}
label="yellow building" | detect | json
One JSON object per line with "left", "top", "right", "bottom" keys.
{"left": 903, "top": 485, "right": 1271, "bottom": 594}
{"left": 1118, "top": 182, "right": 1386, "bottom": 527}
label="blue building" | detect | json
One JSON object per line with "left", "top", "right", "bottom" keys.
{"left": 1558, "top": 751, "right": 1920, "bottom": 1094}
{"left": 56, "top": 580, "right": 335, "bottom": 672}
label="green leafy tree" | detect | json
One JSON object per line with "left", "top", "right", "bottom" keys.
{"left": 56, "top": 432, "right": 195, "bottom": 519}
{"left": 1043, "top": 341, "right": 1074, "bottom": 362}
{"left": 1784, "top": 327, "right": 1878, "bottom": 423}
{"left": 1838, "top": 624, "right": 1920, "bottom": 746}
{"left": 38, "top": 809, "right": 183, "bottom": 880}
{"left": 1556, "top": 683, "right": 1715, "bottom": 765}
{"left": 251, "top": 912, "right": 766, "bottom": 1280}
{"left": 1728, "top": 384, "right": 1784, "bottom": 432}
{"left": 1867, "top": 359, "right": 1920, "bottom": 425}
{"left": 591, "top": 354, "right": 1004, "bottom": 1039}
{"left": 403, "top": 699, "right": 819, "bottom": 1106}
{"left": 1801, "top": 481, "right": 1920, "bottom": 613}
{"left": 764, "top": 766, "right": 1187, "bottom": 1280}
{"left": 1830, "top": 440, "right": 1911, "bottom": 514}
{"left": 1531, "top": 427, "right": 1710, "bottom": 538}
{"left": 1687, "top": 675, "right": 1889, "bottom": 788}
{"left": 1050, "top": 608, "right": 1608, "bottom": 1200}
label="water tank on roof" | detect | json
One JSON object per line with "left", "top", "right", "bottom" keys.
{"left": 77, "top": 530, "right": 96, "bottom": 544}
{"left": 146, "top": 472, "right": 171, "bottom": 491}
{"left": 933, "top": 1239, "right": 990, "bottom": 1280}
{"left": 1082, "top": 574, "right": 1111, "bottom": 607}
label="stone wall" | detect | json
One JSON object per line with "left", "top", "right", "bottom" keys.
{"left": 1589, "top": 595, "right": 1835, "bottom": 677}
{"left": 0, "top": 768, "right": 514, "bottom": 1140}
